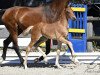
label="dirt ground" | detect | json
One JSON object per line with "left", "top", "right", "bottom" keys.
{"left": 0, "top": 49, "right": 100, "bottom": 75}
{"left": 0, "top": 63, "right": 100, "bottom": 75}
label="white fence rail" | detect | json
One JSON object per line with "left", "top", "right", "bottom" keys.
{"left": 0, "top": 52, "right": 100, "bottom": 64}
{"left": 0, "top": 25, "right": 5, "bottom": 29}
{"left": 0, "top": 38, "right": 31, "bottom": 47}
{"left": 0, "top": 25, "right": 32, "bottom": 47}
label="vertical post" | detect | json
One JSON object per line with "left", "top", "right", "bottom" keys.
{"left": 68, "top": 4, "right": 87, "bottom": 52}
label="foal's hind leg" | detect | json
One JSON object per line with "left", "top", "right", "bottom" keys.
{"left": 24, "top": 40, "right": 37, "bottom": 69}
{"left": 24, "top": 35, "right": 48, "bottom": 69}
{"left": 55, "top": 42, "right": 63, "bottom": 68}
{"left": 23, "top": 32, "right": 41, "bottom": 69}
{"left": 0, "top": 35, "right": 12, "bottom": 63}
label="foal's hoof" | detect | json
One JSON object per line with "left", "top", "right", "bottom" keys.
{"left": 57, "top": 65, "right": 63, "bottom": 69}
{"left": 24, "top": 65, "right": 27, "bottom": 70}
{"left": 0, "top": 57, "right": 3, "bottom": 64}
{"left": 34, "top": 58, "right": 39, "bottom": 63}
{"left": 44, "top": 57, "right": 48, "bottom": 64}
{"left": 23, "top": 61, "right": 27, "bottom": 69}
{"left": 71, "top": 58, "right": 80, "bottom": 65}
{"left": 55, "top": 64, "right": 63, "bottom": 69}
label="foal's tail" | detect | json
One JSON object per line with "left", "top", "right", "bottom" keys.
{"left": 22, "top": 26, "right": 34, "bottom": 36}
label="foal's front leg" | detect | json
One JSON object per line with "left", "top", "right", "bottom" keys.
{"left": 59, "top": 37, "right": 79, "bottom": 64}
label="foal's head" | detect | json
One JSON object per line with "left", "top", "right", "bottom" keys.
{"left": 66, "top": 6, "right": 76, "bottom": 20}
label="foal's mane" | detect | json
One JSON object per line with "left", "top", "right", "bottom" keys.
{"left": 44, "top": 0, "right": 69, "bottom": 23}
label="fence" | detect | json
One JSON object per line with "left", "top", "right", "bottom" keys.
{"left": 1, "top": 52, "right": 100, "bottom": 64}
{"left": 68, "top": 4, "right": 87, "bottom": 52}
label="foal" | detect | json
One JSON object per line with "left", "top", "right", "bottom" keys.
{"left": 23, "top": 3, "right": 79, "bottom": 69}
{"left": 24, "top": 6, "right": 77, "bottom": 64}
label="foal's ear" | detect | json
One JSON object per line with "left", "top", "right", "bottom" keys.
{"left": 65, "top": 3, "right": 71, "bottom": 8}
{"left": 68, "top": 3, "right": 71, "bottom": 7}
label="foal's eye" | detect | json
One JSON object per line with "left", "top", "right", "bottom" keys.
{"left": 66, "top": 11, "right": 70, "bottom": 14}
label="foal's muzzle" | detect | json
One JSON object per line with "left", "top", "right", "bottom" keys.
{"left": 72, "top": 16, "right": 76, "bottom": 21}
